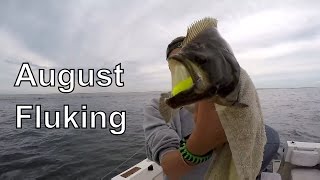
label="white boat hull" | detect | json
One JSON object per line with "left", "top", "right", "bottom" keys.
{"left": 112, "top": 159, "right": 163, "bottom": 180}
{"left": 112, "top": 141, "right": 320, "bottom": 180}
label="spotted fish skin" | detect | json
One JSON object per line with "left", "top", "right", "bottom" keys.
{"left": 166, "top": 18, "right": 241, "bottom": 109}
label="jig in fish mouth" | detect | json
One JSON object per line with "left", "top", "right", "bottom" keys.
{"left": 165, "top": 17, "right": 241, "bottom": 109}
{"left": 165, "top": 17, "right": 217, "bottom": 109}
{"left": 168, "top": 58, "right": 208, "bottom": 97}
{"left": 167, "top": 56, "right": 210, "bottom": 109}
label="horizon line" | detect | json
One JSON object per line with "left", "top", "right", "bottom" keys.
{"left": 0, "top": 86, "right": 319, "bottom": 96}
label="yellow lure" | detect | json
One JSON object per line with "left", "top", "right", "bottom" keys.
{"left": 172, "top": 76, "right": 193, "bottom": 96}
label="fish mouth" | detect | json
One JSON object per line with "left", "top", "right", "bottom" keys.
{"left": 168, "top": 59, "right": 193, "bottom": 96}
{"left": 167, "top": 57, "right": 209, "bottom": 108}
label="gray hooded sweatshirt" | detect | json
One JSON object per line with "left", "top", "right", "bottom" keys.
{"left": 143, "top": 98, "right": 214, "bottom": 180}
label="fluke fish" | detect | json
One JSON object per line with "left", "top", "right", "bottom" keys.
{"left": 162, "top": 17, "right": 266, "bottom": 179}
{"left": 166, "top": 17, "right": 241, "bottom": 108}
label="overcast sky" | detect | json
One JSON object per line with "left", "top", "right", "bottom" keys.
{"left": 1, "top": 0, "right": 320, "bottom": 94}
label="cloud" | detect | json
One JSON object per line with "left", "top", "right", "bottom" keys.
{"left": 0, "top": 29, "right": 56, "bottom": 67}
{"left": 236, "top": 35, "right": 320, "bottom": 75}
{"left": 222, "top": 7, "right": 320, "bottom": 48}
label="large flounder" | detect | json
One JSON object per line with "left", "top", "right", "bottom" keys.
{"left": 166, "top": 17, "right": 244, "bottom": 109}
{"left": 161, "top": 18, "right": 266, "bottom": 180}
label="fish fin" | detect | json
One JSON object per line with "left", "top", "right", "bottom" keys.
{"left": 182, "top": 17, "right": 218, "bottom": 46}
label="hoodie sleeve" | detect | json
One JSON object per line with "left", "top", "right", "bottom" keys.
{"left": 143, "top": 98, "right": 180, "bottom": 165}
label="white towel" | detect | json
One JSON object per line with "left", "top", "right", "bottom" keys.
{"left": 205, "top": 68, "right": 267, "bottom": 180}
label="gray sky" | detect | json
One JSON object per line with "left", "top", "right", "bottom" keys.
{"left": 1, "top": 0, "right": 320, "bottom": 94}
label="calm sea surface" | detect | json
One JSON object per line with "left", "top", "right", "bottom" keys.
{"left": 0, "top": 88, "right": 319, "bottom": 179}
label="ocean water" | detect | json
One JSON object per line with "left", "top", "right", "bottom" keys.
{"left": 0, "top": 88, "right": 319, "bottom": 180}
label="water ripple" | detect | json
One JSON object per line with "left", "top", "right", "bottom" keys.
{"left": 0, "top": 89, "right": 319, "bottom": 179}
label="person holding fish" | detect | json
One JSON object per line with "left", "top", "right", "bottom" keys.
{"left": 143, "top": 18, "right": 280, "bottom": 180}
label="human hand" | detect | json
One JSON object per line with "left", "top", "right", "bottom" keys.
{"left": 188, "top": 99, "right": 227, "bottom": 154}
{"left": 160, "top": 150, "right": 194, "bottom": 179}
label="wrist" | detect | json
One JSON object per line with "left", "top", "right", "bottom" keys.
{"left": 179, "top": 139, "right": 213, "bottom": 165}
{"left": 186, "top": 129, "right": 213, "bottom": 155}
{"left": 159, "top": 147, "right": 179, "bottom": 165}
{"left": 198, "top": 100, "right": 216, "bottom": 110}
{"left": 160, "top": 149, "right": 194, "bottom": 177}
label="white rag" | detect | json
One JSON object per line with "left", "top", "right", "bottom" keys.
{"left": 205, "top": 68, "right": 267, "bottom": 180}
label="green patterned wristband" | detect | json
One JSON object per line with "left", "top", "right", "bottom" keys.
{"left": 179, "top": 139, "right": 213, "bottom": 165}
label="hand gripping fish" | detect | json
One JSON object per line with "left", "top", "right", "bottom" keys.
{"left": 161, "top": 17, "right": 267, "bottom": 180}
